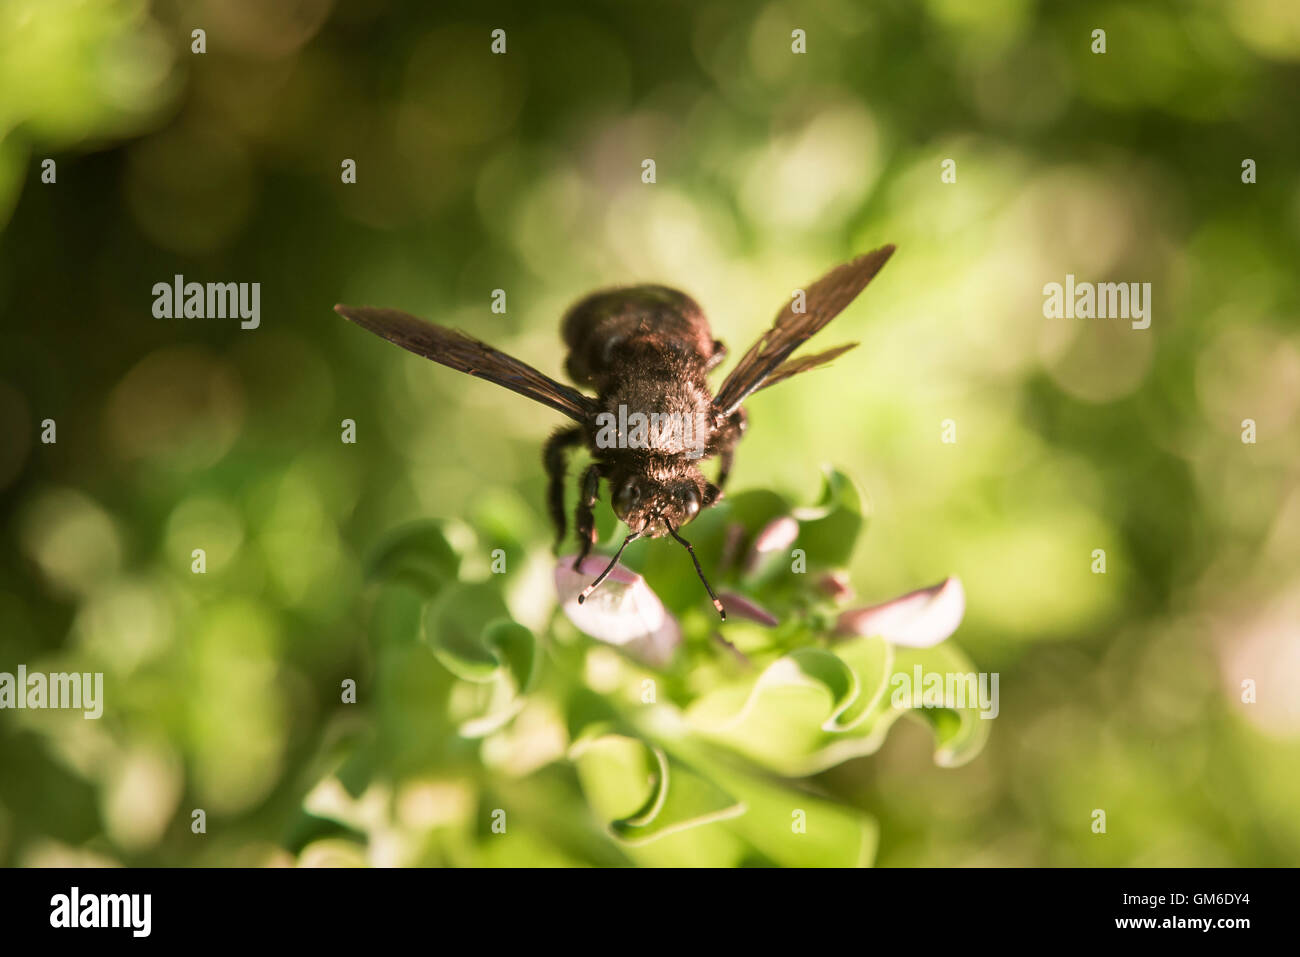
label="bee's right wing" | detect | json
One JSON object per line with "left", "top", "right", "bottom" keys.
{"left": 712, "top": 245, "right": 894, "bottom": 417}
{"left": 334, "top": 305, "right": 597, "bottom": 424}
{"left": 750, "top": 342, "right": 859, "bottom": 394}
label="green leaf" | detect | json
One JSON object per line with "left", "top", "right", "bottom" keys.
{"left": 423, "top": 583, "right": 513, "bottom": 681}
{"left": 367, "top": 583, "right": 425, "bottom": 645}
{"left": 825, "top": 635, "right": 894, "bottom": 729}
{"left": 451, "top": 620, "right": 539, "bottom": 738}
{"left": 570, "top": 733, "right": 745, "bottom": 845}
{"left": 336, "top": 743, "right": 376, "bottom": 800}
{"left": 891, "top": 643, "right": 993, "bottom": 768}
{"left": 723, "top": 489, "right": 794, "bottom": 537}
{"left": 712, "top": 764, "right": 878, "bottom": 867}
{"left": 365, "top": 520, "right": 461, "bottom": 596}
{"left": 422, "top": 589, "right": 538, "bottom": 737}
{"left": 283, "top": 811, "right": 368, "bottom": 855}
{"left": 688, "top": 639, "right": 893, "bottom": 774}
{"left": 564, "top": 688, "right": 624, "bottom": 744}
{"left": 791, "top": 466, "right": 867, "bottom": 569}
{"left": 481, "top": 619, "right": 537, "bottom": 693}
{"left": 470, "top": 489, "right": 539, "bottom": 576}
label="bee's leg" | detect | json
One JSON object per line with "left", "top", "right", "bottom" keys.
{"left": 544, "top": 427, "right": 584, "bottom": 553}
{"left": 714, "top": 448, "right": 736, "bottom": 495}
{"left": 705, "top": 339, "right": 728, "bottom": 373}
{"left": 707, "top": 408, "right": 747, "bottom": 501}
{"left": 572, "top": 464, "right": 603, "bottom": 570}
{"left": 703, "top": 481, "right": 723, "bottom": 508}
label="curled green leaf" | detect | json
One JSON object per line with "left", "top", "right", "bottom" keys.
{"left": 366, "top": 520, "right": 461, "bottom": 596}
{"left": 790, "top": 465, "right": 867, "bottom": 569}
{"left": 570, "top": 733, "right": 745, "bottom": 845}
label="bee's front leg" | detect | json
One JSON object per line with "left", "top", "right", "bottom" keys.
{"left": 572, "top": 464, "right": 603, "bottom": 570}
{"left": 544, "top": 427, "right": 584, "bottom": 553}
{"left": 708, "top": 408, "right": 747, "bottom": 499}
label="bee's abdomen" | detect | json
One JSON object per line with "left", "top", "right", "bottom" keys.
{"left": 561, "top": 285, "right": 716, "bottom": 386}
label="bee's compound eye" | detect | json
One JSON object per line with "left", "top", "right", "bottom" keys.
{"left": 677, "top": 486, "right": 701, "bottom": 520}
{"left": 613, "top": 479, "right": 641, "bottom": 519}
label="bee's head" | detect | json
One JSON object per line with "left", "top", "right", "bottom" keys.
{"left": 610, "top": 468, "right": 710, "bottom": 537}
{"left": 588, "top": 463, "right": 726, "bottom": 620}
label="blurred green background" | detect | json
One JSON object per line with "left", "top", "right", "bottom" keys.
{"left": 1, "top": 0, "right": 1298, "bottom": 867}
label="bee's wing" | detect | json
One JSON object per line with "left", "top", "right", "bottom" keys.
{"left": 750, "top": 343, "right": 858, "bottom": 395}
{"left": 334, "top": 305, "right": 596, "bottom": 424}
{"left": 712, "top": 245, "right": 894, "bottom": 417}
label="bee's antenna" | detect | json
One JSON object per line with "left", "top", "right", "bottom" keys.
{"left": 577, "top": 531, "right": 641, "bottom": 604}
{"left": 665, "top": 520, "right": 726, "bottom": 620}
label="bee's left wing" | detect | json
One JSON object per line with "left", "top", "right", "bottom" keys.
{"left": 712, "top": 245, "right": 894, "bottom": 417}
{"left": 334, "top": 305, "right": 597, "bottom": 424}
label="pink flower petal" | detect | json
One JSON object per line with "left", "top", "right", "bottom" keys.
{"left": 817, "top": 572, "right": 855, "bottom": 604}
{"left": 555, "top": 556, "right": 681, "bottom": 667}
{"left": 753, "top": 516, "right": 799, "bottom": 554}
{"left": 745, "top": 516, "right": 801, "bottom": 574}
{"left": 834, "top": 577, "right": 966, "bottom": 647}
{"left": 716, "top": 591, "right": 778, "bottom": 627}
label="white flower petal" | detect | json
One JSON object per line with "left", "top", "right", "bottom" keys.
{"left": 834, "top": 576, "right": 966, "bottom": 647}
{"left": 555, "top": 556, "right": 681, "bottom": 666}
{"left": 752, "top": 516, "right": 799, "bottom": 554}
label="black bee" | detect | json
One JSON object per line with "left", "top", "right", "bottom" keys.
{"left": 335, "top": 244, "right": 894, "bottom": 619}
